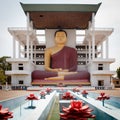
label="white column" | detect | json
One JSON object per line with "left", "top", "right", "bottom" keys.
{"left": 30, "top": 21, "right": 33, "bottom": 30}
{"left": 106, "top": 37, "right": 109, "bottom": 58}
{"left": 88, "top": 40, "right": 91, "bottom": 62}
{"left": 26, "top": 12, "right": 30, "bottom": 59}
{"left": 30, "top": 41, "right": 33, "bottom": 60}
{"left": 13, "top": 37, "right": 16, "bottom": 58}
{"left": 101, "top": 43, "right": 103, "bottom": 58}
{"left": 34, "top": 45, "right": 36, "bottom": 64}
{"left": 18, "top": 42, "right": 21, "bottom": 58}
{"left": 88, "top": 21, "right": 92, "bottom": 30}
{"left": 85, "top": 45, "right": 87, "bottom": 64}
{"left": 92, "top": 33, "right": 95, "bottom": 59}
{"left": 92, "top": 13, "right": 95, "bottom": 60}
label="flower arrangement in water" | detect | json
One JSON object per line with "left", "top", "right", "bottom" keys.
{"left": 96, "top": 92, "right": 110, "bottom": 106}
{"left": 73, "top": 87, "right": 80, "bottom": 93}
{"left": 0, "top": 104, "right": 13, "bottom": 120}
{"left": 62, "top": 91, "right": 75, "bottom": 100}
{"left": 60, "top": 100, "right": 95, "bottom": 120}
{"left": 40, "top": 91, "right": 46, "bottom": 99}
{"left": 26, "top": 93, "right": 39, "bottom": 108}
{"left": 81, "top": 90, "right": 88, "bottom": 98}
{"left": 46, "top": 87, "right": 52, "bottom": 95}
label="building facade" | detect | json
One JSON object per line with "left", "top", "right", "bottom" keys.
{"left": 5, "top": 3, "right": 115, "bottom": 88}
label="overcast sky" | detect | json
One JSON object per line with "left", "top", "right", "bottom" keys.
{"left": 0, "top": 0, "right": 120, "bottom": 71}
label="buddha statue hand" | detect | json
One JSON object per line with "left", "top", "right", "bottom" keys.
{"left": 51, "top": 68, "right": 69, "bottom": 72}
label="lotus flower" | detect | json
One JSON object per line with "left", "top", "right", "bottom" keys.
{"left": 40, "top": 91, "right": 46, "bottom": 99}
{"left": 96, "top": 92, "right": 110, "bottom": 106}
{"left": 26, "top": 93, "right": 38, "bottom": 108}
{"left": 60, "top": 100, "right": 95, "bottom": 120}
{"left": 46, "top": 88, "right": 52, "bottom": 94}
{"left": 39, "top": 84, "right": 43, "bottom": 87}
{"left": 62, "top": 91, "right": 75, "bottom": 100}
{"left": 0, "top": 105, "right": 13, "bottom": 120}
{"left": 73, "top": 87, "right": 80, "bottom": 93}
{"left": 81, "top": 90, "right": 88, "bottom": 98}
{"left": 26, "top": 93, "right": 38, "bottom": 100}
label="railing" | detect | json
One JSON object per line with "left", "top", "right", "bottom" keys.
{"left": 8, "top": 27, "right": 27, "bottom": 31}
{"left": 95, "top": 86, "right": 112, "bottom": 90}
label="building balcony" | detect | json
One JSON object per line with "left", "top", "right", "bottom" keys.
{"left": 5, "top": 70, "right": 30, "bottom": 75}
{"left": 6, "top": 58, "right": 29, "bottom": 63}
{"left": 92, "top": 58, "right": 115, "bottom": 64}
{"left": 91, "top": 70, "right": 116, "bottom": 76}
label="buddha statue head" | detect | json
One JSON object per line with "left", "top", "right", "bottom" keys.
{"left": 54, "top": 29, "right": 67, "bottom": 46}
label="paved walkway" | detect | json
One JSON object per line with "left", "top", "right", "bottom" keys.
{"left": 0, "top": 90, "right": 35, "bottom": 101}
{"left": 90, "top": 88, "right": 120, "bottom": 97}
{"left": 0, "top": 87, "right": 120, "bottom": 102}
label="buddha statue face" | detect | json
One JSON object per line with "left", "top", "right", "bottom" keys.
{"left": 54, "top": 31, "right": 67, "bottom": 45}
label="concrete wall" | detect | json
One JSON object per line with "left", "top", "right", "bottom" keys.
{"left": 91, "top": 76, "right": 111, "bottom": 86}
{"left": 11, "top": 75, "right": 31, "bottom": 86}
{"left": 10, "top": 61, "right": 35, "bottom": 86}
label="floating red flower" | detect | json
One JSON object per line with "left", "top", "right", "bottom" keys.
{"left": 81, "top": 90, "right": 88, "bottom": 98}
{"left": 40, "top": 91, "right": 46, "bottom": 99}
{"left": 0, "top": 105, "right": 13, "bottom": 120}
{"left": 26, "top": 93, "right": 38, "bottom": 100}
{"left": 46, "top": 88, "right": 52, "bottom": 94}
{"left": 39, "top": 84, "right": 43, "bottom": 87}
{"left": 96, "top": 92, "right": 110, "bottom": 106}
{"left": 40, "top": 91, "right": 46, "bottom": 95}
{"left": 73, "top": 87, "right": 80, "bottom": 92}
{"left": 62, "top": 91, "right": 74, "bottom": 100}
{"left": 60, "top": 100, "right": 95, "bottom": 120}
{"left": 81, "top": 90, "right": 88, "bottom": 95}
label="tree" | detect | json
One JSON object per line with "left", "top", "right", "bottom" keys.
{"left": 0, "top": 56, "right": 11, "bottom": 71}
{"left": 0, "top": 56, "right": 11, "bottom": 85}
{"left": 0, "top": 70, "right": 7, "bottom": 84}
{"left": 116, "top": 67, "right": 120, "bottom": 79}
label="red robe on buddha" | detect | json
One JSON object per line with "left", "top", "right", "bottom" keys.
{"left": 51, "top": 46, "right": 77, "bottom": 71}
{"left": 32, "top": 46, "right": 90, "bottom": 81}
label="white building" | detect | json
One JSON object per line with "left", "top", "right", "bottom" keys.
{"left": 5, "top": 3, "right": 115, "bottom": 88}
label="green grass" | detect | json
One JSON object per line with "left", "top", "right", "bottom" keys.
{"left": 47, "top": 96, "right": 60, "bottom": 120}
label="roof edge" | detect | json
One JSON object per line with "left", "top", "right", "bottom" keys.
{"left": 20, "top": 2, "right": 102, "bottom": 13}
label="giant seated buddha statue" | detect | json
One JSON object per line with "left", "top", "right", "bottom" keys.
{"left": 32, "top": 29, "right": 90, "bottom": 82}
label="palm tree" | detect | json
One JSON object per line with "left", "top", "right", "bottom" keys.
{"left": 0, "top": 56, "right": 11, "bottom": 85}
